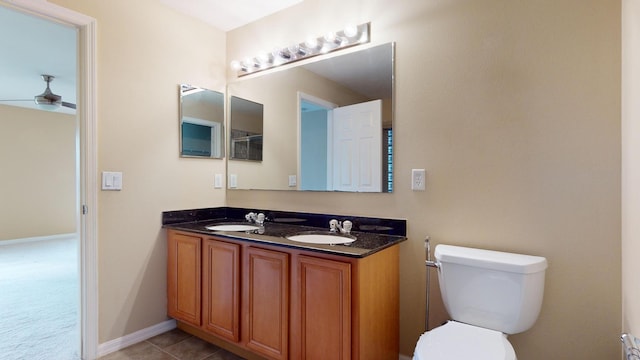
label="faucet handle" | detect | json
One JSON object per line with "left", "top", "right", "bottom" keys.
{"left": 329, "top": 219, "right": 340, "bottom": 232}
{"left": 342, "top": 220, "right": 352, "bottom": 234}
{"left": 256, "top": 213, "right": 265, "bottom": 225}
{"left": 245, "top": 212, "right": 256, "bottom": 222}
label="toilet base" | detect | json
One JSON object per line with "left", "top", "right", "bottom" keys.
{"left": 413, "top": 321, "right": 516, "bottom": 360}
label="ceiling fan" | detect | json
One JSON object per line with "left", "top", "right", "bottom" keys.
{"left": 0, "top": 74, "right": 76, "bottom": 110}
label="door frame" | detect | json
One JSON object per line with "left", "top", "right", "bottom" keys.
{"left": 0, "top": 1, "right": 99, "bottom": 358}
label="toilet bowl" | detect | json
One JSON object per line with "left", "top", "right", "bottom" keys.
{"left": 412, "top": 244, "right": 547, "bottom": 360}
{"left": 413, "top": 321, "right": 515, "bottom": 360}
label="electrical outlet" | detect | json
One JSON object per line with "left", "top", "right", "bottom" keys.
{"left": 229, "top": 174, "right": 238, "bottom": 189}
{"left": 288, "top": 175, "right": 297, "bottom": 187}
{"left": 412, "top": 169, "right": 426, "bottom": 191}
{"left": 214, "top": 174, "right": 223, "bottom": 188}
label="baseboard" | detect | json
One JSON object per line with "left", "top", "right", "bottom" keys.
{"left": 399, "top": 354, "right": 413, "bottom": 360}
{"left": 97, "top": 319, "right": 176, "bottom": 357}
{"left": 0, "top": 233, "right": 77, "bottom": 246}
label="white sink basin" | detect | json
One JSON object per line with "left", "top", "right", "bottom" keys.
{"left": 286, "top": 233, "right": 356, "bottom": 245}
{"left": 206, "top": 224, "right": 260, "bottom": 231}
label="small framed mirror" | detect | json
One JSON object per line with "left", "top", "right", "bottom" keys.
{"left": 229, "top": 96, "right": 263, "bottom": 161}
{"left": 179, "top": 84, "right": 225, "bottom": 158}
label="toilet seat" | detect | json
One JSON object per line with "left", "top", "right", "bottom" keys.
{"left": 413, "top": 321, "right": 516, "bottom": 360}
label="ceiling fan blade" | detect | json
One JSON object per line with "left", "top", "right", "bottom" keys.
{"left": 2, "top": 76, "right": 75, "bottom": 111}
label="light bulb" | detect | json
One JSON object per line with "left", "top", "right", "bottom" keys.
{"left": 344, "top": 24, "right": 358, "bottom": 38}
{"left": 230, "top": 60, "right": 242, "bottom": 71}
{"left": 324, "top": 31, "right": 337, "bottom": 43}
{"left": 288, "top": 44, "right": 301, "bottom": 56}
{"left": 304, "top": 36, "right": 319, "bottom": 50}
{"left": 257, "top": 51, "right": 271, "bottom": 64}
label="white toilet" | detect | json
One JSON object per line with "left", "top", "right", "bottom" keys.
{"left": 413, "top": 244, "right": 547, "bottom": 360}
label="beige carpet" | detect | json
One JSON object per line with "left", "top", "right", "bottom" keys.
{"left": 0, "top": 236, "right": 80, "bottom": 360}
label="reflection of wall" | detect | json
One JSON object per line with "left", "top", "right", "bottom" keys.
{"left": 382, "top": 97, "right": 392, "bottom": 128}
{"left": 181, "top": 91, "right": 224, "bottom": 123}
{"left": 227, "top": 0, "right": 621, "bottom": 359}
{"left": 0, "top": 105, "right": 76, "bottom": 241}
{"left": 300, "top": 110, "right": 328, "bottom": 190}
{"left": 228, "top": 66, "right": 369, "bottom": 189}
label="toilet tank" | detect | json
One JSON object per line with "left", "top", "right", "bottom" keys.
{"left": 434, "top": 245, "right": 547, "bottom": 335}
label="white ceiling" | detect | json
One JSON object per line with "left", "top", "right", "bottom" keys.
{"left": 0, "top": 5, "right": 77, "bottom": 114}
{"left": 159, "top": 0, "right": 303, "bottom": 31}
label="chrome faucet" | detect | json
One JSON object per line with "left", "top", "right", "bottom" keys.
{"left": 245, "top": 212, "right": 266, "bottom": 226}
{"left": 329, "top": 219, "right": 352, "bottom": 234}
{"left": 245, "top": 212, "right": 257, "bottom": 223}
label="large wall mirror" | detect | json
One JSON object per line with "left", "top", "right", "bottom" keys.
{"left": 227, "top": 42, "right": 395, "bottom": 192}
{"left": 179, "top": 84, "right": 225, "bottom": 158}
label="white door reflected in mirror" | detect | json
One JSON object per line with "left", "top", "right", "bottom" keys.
{"left": 301, "top": 98, "right": 382, "bottom": 192}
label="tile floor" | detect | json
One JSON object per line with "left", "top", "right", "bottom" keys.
{"left": 98, "top": 328, "right": 246, "bottom": 360}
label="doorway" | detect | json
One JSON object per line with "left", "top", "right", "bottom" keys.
{"left": 0, "top": 1, "right": 98, "bottom": 358}
{"left": 0, "top": 4, "right": 79, "bottom": 359}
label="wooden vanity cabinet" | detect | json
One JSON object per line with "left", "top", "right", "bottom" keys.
{"left": 167, "top": 229, "right": 400, "bottom": 360}
{"left": 167, "top": 230, "right": 289, "bottom": 360}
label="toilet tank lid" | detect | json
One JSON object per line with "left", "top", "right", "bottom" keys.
{"left": 435, "top": 245, "right": 547, "bottom": 274}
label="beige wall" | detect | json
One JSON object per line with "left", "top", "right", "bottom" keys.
{"left": 623, "top": 0, "right": 640, "bottom": 336}
{"left": 49, "top": 0, "right": 227, "bottom": 343}
{"left": 0, "top": 105, "right": 76, "bottom": 240}
{"left": 227, "top": 0, "right": 621, "bottom": 359}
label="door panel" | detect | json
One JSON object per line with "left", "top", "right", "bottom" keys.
{"left": 202, "top": 238, "right": 240, "bottom": 342}
{"left": 332, "top": 100, "right": 382, "bottom": 192}
{"left": 167, "top": 232, "right": 202, "bottom": 327}
{"left": 245, "top": 247, "right": 289, "bottom": 360}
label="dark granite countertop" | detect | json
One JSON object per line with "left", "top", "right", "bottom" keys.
{"left": 162, "top": 208, "right": 407, "bottom": 258}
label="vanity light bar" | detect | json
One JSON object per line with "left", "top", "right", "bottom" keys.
{"left": 230, "top": 22, "right": 370, "bottom": 77}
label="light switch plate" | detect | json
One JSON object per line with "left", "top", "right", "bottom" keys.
{"left": 229, "top": 174, "right": 238, "bottom": 189}
{"left": 102, "top": 171, "right": 123, "bottom": 191}
{"left": 214, "top": 174, "right": 223, "bottom": 188}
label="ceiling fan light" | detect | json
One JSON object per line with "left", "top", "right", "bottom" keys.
{"left": 34, "top": 74, "right": 62, "bottom": 109}
{"left": 34, "top": 92, "right": 62, "bottom": 108}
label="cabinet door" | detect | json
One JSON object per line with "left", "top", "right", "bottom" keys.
{"left": 295, "top": 255, "right": 351, "bottom": 360}
{"left": 245, "top": 247, "right": 289, "bottom": 360}
{"left": 202, "top": 238, "right": 241, "bottom": 342}
{"left": 167, "top": 231, "right": 201, "bottom": 327}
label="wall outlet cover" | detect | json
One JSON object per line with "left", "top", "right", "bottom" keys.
{"left": 411, "top": 169, "right": 426, "bottom": 191}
